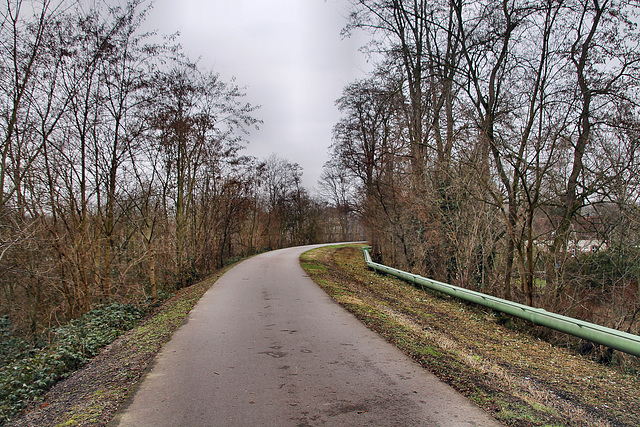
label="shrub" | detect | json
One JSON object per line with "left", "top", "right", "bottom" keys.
{"left": 565, "top": 246, "right": 640, "bottom": 291}
{"left": 0, "top": 317, "right": 44, "bottom": 369}
{"left": 0, "top": 303, "right": 143, "bottom": 424}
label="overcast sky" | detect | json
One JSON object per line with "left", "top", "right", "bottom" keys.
{"left": 145, "top": 0, "right": 371, "bottom": 190}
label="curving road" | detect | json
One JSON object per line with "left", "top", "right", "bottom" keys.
{"left": 111, "top": 244, "right": 501, "bottom": 426}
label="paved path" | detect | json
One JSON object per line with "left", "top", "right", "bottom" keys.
{"left": 111, "top": 244, "right": 501, "bottom": 426}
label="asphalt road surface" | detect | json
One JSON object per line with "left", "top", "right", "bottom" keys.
{"left": 111, "top": 244, "right": 501, "bottom": 426}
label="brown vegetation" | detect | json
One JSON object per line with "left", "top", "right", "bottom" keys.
{"left": 9, "top": 261, "right": 235, "bottom": 427}
{"left": 301, "top": 245, "right": 640, "bottom": 427}
{"left": 322, "top": 0, "right": 640, "bottom": 348}
{"left": 0, "top": 0, "right": 358, "bottom": 341}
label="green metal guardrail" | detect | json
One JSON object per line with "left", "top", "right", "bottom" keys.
{"left": 362, "top": 247, "right": 640, "bottom": 358}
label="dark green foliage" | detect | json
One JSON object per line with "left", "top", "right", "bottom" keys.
{"left": 565, "top": 247, "right": 640, "bottom": 290}
{"left": 0, "top": 303, "right": 143, "bottom": 424}
{"left": 0, "top": 317, "right": 45, "bottom": 368}
{"left": 223, "top": 256, "right": 243, "bottom": 266}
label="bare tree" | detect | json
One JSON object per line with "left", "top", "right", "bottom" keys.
{"left": 318, "top": 160, "right": 357, "bottom": 241}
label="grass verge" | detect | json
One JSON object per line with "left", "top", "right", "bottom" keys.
{"left": 301, "top": 244, "right": 640, "bottom": 427}
{"left": 9, "top": 262, "right": 238, "bottom": 427}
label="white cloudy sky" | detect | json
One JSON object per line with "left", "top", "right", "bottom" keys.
{"left": 145, "top": 0, "right": 371, "bottom": 190}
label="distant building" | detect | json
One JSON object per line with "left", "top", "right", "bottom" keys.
{"left": 567, "top": 239, "right": 607, "bottom": 256}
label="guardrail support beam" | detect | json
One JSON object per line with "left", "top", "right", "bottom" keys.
{"left": 362, "top": 247, "right": 640, "bottom": 358}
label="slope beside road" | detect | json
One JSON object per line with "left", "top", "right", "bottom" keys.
{"left": 110, "top": 244, "right": 500, "bottom": 426}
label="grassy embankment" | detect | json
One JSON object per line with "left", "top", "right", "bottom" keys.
{"left": 8, "top": 263, "right": 237, "bottom": 427}
{"left": 301, "top": 244, "right": 640, "bottom": 427}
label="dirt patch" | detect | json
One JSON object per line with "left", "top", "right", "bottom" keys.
{"left": 300, "top": 244, "right": 640, "bottom": 427}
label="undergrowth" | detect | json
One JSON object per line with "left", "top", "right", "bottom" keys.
{"left": 0, "top": 302, "right": 150, "bottom": 424}
{"left": 6, "top": 259, "right": 241, "bottom": 427}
